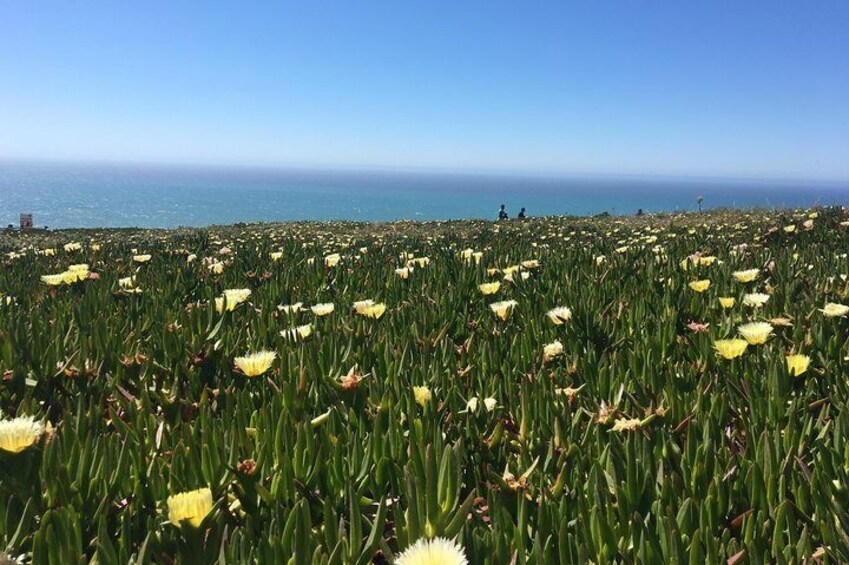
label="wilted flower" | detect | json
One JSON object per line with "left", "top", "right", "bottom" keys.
{"left": 0, "top": 415, "right": 45, "bottom": 454}
{"left": 714, "top": 339, "right": 748, "bottom": 359}
{"left": 786, "top": 354, "right": 810, "bottom": 376}
{"left": 611, "top": 417, "right": 642, "bottom": 433}
{"left": 395, "top": 537, "right": 468, "bottom": 565}
{"left": 167, "top": 488, "right": 213, "bottom": 528}
{"left": 546, "top": 306, "right": 572, "bottom": 325}
{"left": 489, "top": 300, "right": 517, "bottom": 320}
{"left": 234, "top": 351, "right": 277, "bottom": 377}
{"left": 737, "top": 322, "right": 774, "bottom": 345}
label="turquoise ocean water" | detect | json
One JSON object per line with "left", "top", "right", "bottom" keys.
{"left": 1, "top": 160, "right": 847, "bottom": 229}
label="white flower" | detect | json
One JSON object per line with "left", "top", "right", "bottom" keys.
{"left": 396, "top": 537, "right": 468, "bottom": 565}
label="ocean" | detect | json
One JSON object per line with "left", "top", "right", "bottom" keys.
{"left": 1, "top": 160, "right": 847, "bottom": 229}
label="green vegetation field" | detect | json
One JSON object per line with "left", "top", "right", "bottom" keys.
{"left": 1, "top": 208, "right": 848, "bottom": 564}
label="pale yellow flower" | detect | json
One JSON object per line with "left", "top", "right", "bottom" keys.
{"left": 118, "top": 276, "right": 136, "bottom": 289}
{"left": 413, "top": 386, "right": 432, "bottom": 407}
{"left": 478, "top": 282, "right": 501, "bottom": 295}
{"left": 41, "top": 273, "right": 67, "bottom": 286}
{"left": 353, "top": 299, "right": 376, "bottom": 314}
{"left": 215, "top": 288, "right": 252, "bottom": 313}
{"left": 783, "top": 224, "right": 796, "bottom": 233}
{"left": 521, "top": 259, "right": 540, "bottom": 269}
{"left": 270, "top": 251, "right": 283, "bottom": 261}
{"left": 547, "top": 306, "right": 572, "bottom": 325}
{"left": 277, "top": 302, "right": 303, "bottom": 314}
{"left": 737, "top": 322, "right": 774, "bottom": 345}
{"left": 133, "top": 254, "right": 152, "bottom": 263}
{"left": 64, "top": 242, "right": 81, "bottom": 252}
{"left": 714, "top": 339, "right": 748, "bottom": 359}
{"left": 743, "top": 293, "right": 770, "bottom": 308}
{"left": 543, "top": 340, "right": 564, "bottom": 361}
{"left": 698, "top": 256, "right": 717, "bottom": 266}
{"left": 167, "top": 488, "right": 213, "bottom": 528}
{"left": 281, "top": 324, "right": 312, "bottom": 341}
{"left": 396, "top": 537, "right": 468, "bottom": 565}
{"left": 311, "top": 303, "right": 335, "bottom": 316}
{"left": 689, "top": 279, "right": 711, "bottom": 292}
{"left": 732, "top": 269, "right": 759, "bottom": 283}
{"left": 718, "top": 297, "right": 736, "bottom": 309}
{"left": 324, "top": 253, "right": 341, "bottom": 267}
{"left": 395, "top": 267, "right": 411, "bottom": 279}
{"left": 489, "top": 300, "right": 517, "bottom": 320}
{"left": 786, "top": 354, "right": 810, "bottom": 376}
{"left": 0, "top": 415, "right": 44, "bottom": 453}
{"left": 820, "top": 303, "right": 849, "bottom": 318}
{"left": 358, "top": 302, "right": 387, "bottom": 319}
{"left": 234, "top": 351, "right": 277, "bottom": 377}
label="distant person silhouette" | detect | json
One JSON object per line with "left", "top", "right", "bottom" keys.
{"left": 498, "top": 204, "right": 508, "bottom": 221}
{"left": 517, "top": 207, "right": 526, "bottom": 219}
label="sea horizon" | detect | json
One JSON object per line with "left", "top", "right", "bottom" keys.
{"left": 2, "top": 158, "right": 847, "bottom": 230}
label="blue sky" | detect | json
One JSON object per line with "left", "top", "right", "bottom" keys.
{"left": 0, "top": 1, "right": 847, "bottom": 180}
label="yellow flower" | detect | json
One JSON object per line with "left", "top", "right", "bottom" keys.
{"left": 396, "top": 537, "right": 468, "bottom": 565}
{"left": 742, "top": 293, "right": 770, "bottom": 308}
{"left": 395, "top": 267, "right": 411, "bottom": 279}
{"left": 64, "top": 242, "right": 81, "bottom": 252}
{"left": 0, "top": 415, "right": 45, "bottom": 454}
{"left": 732, "top": 269, "right": 759, "bottom": 283}
{"left": 786, "top": 354, "right": 810, "bottom": 376}
{"left": 543, "top": 340, "right": 564, "bottom": 361}
{"left": 311, "top": 303, "right": 335, "bottom": 316}
{"left": 133, "top": 254, "right": 152, "bottom": 263}
{"left": 783, "top": 224, "right": 796, "bottom": 233}
{"left": 215, "top": 288, "right": 252, "bottom": 312}
{"left": 718, "top": 297, "right": 736, "bottom": 309}
{"left": 820, "top": 303, "right": 849, "bottom": 318}
{"left": 737, "top": 322, "right": 774, "bottom": 344}
{"left": 118, "top": 276, "right": 136, "bottom": 289}
{"left": 208, "top": 261, "right": 225, "bottom": 274}
{"left": 413, "top": 386, "right": 432, "bottom": 407}
{"left": 270, "top": 251, "right": 283, "bottom": 261}
{"left": 611, "top": 418, "right": 642, "bottom": 433}
{"left": 714, "top": 339, "right": 748, "bottom": 359}
{"left": 324, "top": 253, "right": 341, "bottom": 267}
{"left": 234, "top": 351, "right": 276, "bottom": 377}
{"left": 358, "top": 302, "right": 387, "bottom": 319}
{"left": 478, "top": 282, "right": 500, "bottom": 295}
{"left": 353, "top": 299, "right": 375, "bottom": 314}
{"left": 698, "top": 256, "right": 717, "bottom": 266}
{"left": 546, "top": 306, "right": 572, "bottom": 325}
{"left": 521, "top": 259, "right": 540, "bottom": 269}
{"left": 41, "top": 273, "right": 66, "bottom": 286}
{"left": 167, "top": 488, "right": 213, "bottom": 528}
{"left": 689, "top": 280, "right": 711, "bottom": 292}
{"left": 489, "top": 300, "right": 517, "bottom": 320}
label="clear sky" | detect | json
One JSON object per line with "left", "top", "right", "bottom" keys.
{"left": 0, "top": 2, "right": 847, "bottom": 180}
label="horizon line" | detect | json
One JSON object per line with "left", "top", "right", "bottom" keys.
{"left": 1, "top": 154, "right": 848, "bottom": 186}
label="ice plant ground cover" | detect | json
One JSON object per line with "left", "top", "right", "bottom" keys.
{"left": 0, "top": 207, "right": 848, "bottom": 563}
